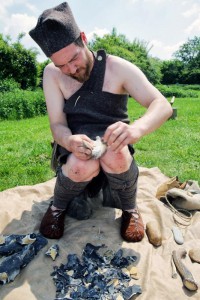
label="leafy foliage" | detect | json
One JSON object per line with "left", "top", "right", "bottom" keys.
{"left": 0, "top": 33, "right": 38, "bottom": 89}
{"left": 174, "top": 36, "right": 200, "bottom": 66}
{"left": 0, "top": 78, "right": 20, "bottom": 92}
{"left": 149, "top": 57, "right": 163, "bottom": 84}
{"left": 161, "top": 36, "right": 200, "bottom": 84}
{"left": 156, "top": 84, "right": 199, "bottom": 98}
{"left": 37, "top": 59, "right": 51, "bottom": 88}
{"left": 0, "top": 88, "right": 46, "bottom": 120}
{"left": 161, "top": 60, "right": 185, "bottom": 84}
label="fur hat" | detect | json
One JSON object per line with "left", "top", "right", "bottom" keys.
{"left": 29, "top": 2, "right": 80, "bottom": 57}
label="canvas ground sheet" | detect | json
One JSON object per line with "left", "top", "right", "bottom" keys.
{"left": 0, "top": 167, "right": 199, "bottom": 300}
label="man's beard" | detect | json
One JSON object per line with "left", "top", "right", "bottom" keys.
{"left": 70, "top": 64, "right": 90, "bottom": 83}
{"left": 70, "top": 52, "right": 93, "bottom": 83}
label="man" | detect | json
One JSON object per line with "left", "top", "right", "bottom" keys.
{"left": 29, "top": 2, "right": 172, "bottom": 242}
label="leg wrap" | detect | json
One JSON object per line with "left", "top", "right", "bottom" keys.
{"left": 103, "top": 159, "right": 139, "bottom": 210}
{"left": 53, "top": 169, "right": 90, "bottom": 209}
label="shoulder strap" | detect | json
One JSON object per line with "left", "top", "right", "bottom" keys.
{"left": 81, "top": 49, "right": 106, "bottom": 91}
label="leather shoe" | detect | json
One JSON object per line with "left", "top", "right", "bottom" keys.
{"left": 39, "top": 201, "right": 66, "bottom": 239}
{"left": 121, "top": 209, "right": 144, "bottom": 242}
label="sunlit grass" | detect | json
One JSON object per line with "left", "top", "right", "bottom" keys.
{"left": 129, "top": 96, "right": 200, "bottom": 182}
{"left": 0, "top": 94, "right": 199, "bottom": 191}
{"left": 0, "top": 116, "right": 54, "bottom": 191}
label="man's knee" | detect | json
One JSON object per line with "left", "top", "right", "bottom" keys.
{"left": 62, "top": 155, "right": 100, "bottom": 182}
{"left": 100, "top": 146, "right": 132, "bottom": 173}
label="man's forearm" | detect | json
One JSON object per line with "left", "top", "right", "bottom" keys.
{"left": 50, "top": 123, "right": 72, "bottom": 150}
{"left": 131, "top": 98, "right": 173, "bottom": 137}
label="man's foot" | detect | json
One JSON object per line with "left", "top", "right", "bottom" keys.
{"left": 39, "top": 201, "right": 66, "bottom": 239}
{"left": 121, "top": 209, "right": 144, "bottom": 242}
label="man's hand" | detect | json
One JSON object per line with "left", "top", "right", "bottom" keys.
{"left": 103, "top": 121, "right": 142, "bottom": 153}
{"left": 66, "top": 134, "right": 94, "bottom": 160}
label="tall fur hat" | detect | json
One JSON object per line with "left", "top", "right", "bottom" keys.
{"left": 29, "top": 2, "right": 80, "bottom": 57}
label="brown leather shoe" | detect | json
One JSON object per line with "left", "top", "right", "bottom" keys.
{"left": 39, "top": 202, "right": 66, "bottom": 239}
{"left": 121, "top": 209, "right": 144, "bottom": 242}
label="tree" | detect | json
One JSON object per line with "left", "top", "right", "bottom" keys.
{"left": 173, "top": 36, "right": 200, "bottom": 84}
{"left": 149, "top": 57, "right": 163, "bottom": 84}
{"left": 0, "top": 33, "right": 38, "bottom": 89}
{"left": 174, "top": 36, "right": 200, "bottom": 66}
{"left": 161, "top": 60, "right": 185, "bottom": 84}
{"left": 37, "top": 59, "right": 51, "bottom": 88}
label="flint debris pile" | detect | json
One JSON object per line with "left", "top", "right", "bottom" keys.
{"left": 51, "top": 243, "right": 142, "bottom": 300}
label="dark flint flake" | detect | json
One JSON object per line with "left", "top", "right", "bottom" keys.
{"left": 111, "top": 249, "right": 131, "bottom": 268}
{"left": 64, "top": 254, "right": 81, "bottom": 270}
{"left": 0, "top": 234, "right": 48, "bottom": 285}
{"left": 122, "top": 284, "right": 142, "bottom": 300}
{"left": 82, "top": 243, "right": 105, "bottom": 266}
{"left": 0, "top": 240, "right": 23, "bottom": 256}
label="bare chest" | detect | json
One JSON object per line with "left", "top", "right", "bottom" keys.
{"left": 58, "top": 65, "right": 125, "bottom": 100}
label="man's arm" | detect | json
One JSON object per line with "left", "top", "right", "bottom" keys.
{"left": 43, "top": 64, "right": 93, "bottom": 159}
{"left": 43, "top": 63, "right": 72, "bottom": 149}
{"left": 103, "top": 56, "right": 173, "bottom": 151}
{"left": 122, "top": 58, "right": 173, "bottom": 135}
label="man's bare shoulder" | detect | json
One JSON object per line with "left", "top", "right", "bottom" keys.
{"left": 106, "top": 54, "right": 139, "bottom": 75}
{"left": 104, "top": 54, "right": 138, "bottom": 94}
{"left": 44, "top": 62, "right": 62, "bottom": 78}
{"left": 43, "top": 62, "right": 82, "bottom": 99}
{"left": 105, "top": 54, "right": 161, "bottom": 103}
{"left": 44, "top": 62, "right": 75, "bottom": 83}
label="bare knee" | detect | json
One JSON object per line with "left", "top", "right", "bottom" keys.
{"left": 100, "top": 146, "right": 132, "bottom": 174}
{"left": 62, "top": 155, "right": 100, "bottom": 182}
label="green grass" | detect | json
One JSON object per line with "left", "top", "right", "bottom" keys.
{"left": 128, "top": 96, "right": 200, "bottom": 182}
{"left": 0, "top": 116, "right": 54, "bottom": 191}
{"left": 0, "top": 94, "right": 199, "bottom": 191}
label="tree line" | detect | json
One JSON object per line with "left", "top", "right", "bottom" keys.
{"left": 0, "top": 29, "right": 199, "bottom": 90}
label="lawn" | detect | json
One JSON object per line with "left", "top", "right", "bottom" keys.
{"left": 0, "top": 116, "right": 54, "bottom": 191}
{"left": 129, "top": 96, "right": 199, "bottom": 182}
{"left": 0, "top": 95, "right": 199, "bottom": 191}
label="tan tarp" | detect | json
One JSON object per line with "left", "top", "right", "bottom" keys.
{"left": 0, "top": 167, "right": 200, "bottom": 300}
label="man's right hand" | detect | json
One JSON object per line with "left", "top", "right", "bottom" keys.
{"left": 66, "top": 134, "right": 94, "bottom": 160}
